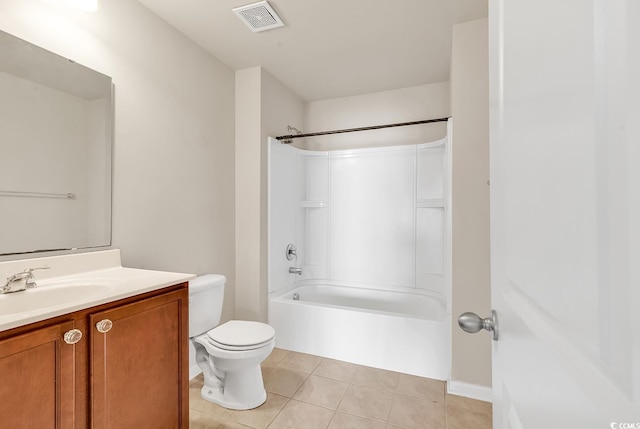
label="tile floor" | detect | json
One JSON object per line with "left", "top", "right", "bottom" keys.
{"left": 189, "top": 348, "right": 492, "bottom": 429}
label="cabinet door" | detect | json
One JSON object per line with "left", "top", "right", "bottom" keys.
{"left": 90, "top": 289, "right": 188, "bottom": 429}
{"left": 0, "top": 321, "right": 77, "bottom": 429}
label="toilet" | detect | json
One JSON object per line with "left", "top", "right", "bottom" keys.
{"left": 189, "top": 274, "right": 275, "bottom": 410}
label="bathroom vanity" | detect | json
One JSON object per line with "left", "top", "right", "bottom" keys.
{"left": 0, "top": 250, "right": 194, "bottom": 429}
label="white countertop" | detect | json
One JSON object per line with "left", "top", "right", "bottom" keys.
{"left": 0, "top": 250, "right": 195, "bottom": 332}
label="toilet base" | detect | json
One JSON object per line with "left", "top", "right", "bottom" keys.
{"left": 199, "top": 362, "right": 269, "bottom": 410}
{"left": 200, "top": 384, "right": 266, "bottom": 410}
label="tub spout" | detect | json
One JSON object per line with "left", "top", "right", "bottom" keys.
{"left": 289, "top": 267, "right": 302, "bottom": 275}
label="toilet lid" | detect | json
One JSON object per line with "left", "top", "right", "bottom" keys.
{"left": 206, "top": 320, "right": 275, "bottom": 350}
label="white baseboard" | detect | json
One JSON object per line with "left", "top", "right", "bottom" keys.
{"left": 447, "top": 380, "right": 493, "bottom": 403}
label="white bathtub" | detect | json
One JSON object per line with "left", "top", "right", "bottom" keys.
{"left": 268, "top": 283, "right": 449, "bottom": 380}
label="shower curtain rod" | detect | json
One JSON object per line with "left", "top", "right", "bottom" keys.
{"left": 275, "top": 116, "right": 451, "bottom": 144}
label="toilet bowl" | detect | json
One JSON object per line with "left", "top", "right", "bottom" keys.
{"left": 189, "top": 275, "right": 276, "bottom": 410}
{"left": 193, "top": 320, "right": 275, "bottom": 409}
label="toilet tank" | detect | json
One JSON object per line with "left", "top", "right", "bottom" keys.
{"left": 189, "top": 274, "right": 226, "bottom": 337}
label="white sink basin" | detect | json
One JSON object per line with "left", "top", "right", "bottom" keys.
{"left": 0, "top": 251, "right": 194, "bottom": 332}
{"left": 0, "top": 281, "right": 114, "bottom": 316}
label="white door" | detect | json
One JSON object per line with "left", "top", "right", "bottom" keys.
{"left": 489, "top": 0, "right": 639, "bottom": 427}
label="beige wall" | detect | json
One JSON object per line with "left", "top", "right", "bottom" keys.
{"left": 235, "top": 67, "right": 263, "bottom": 321}
{"left": 304, "top": 82, "right": 451, "bottom": 150}
{"left": 0, "top": 0, "right": 237, "bottom": 322}
{"left": 450, "top": 18, "right": 492, "bottom": 388}
{"left": 235, "top": 67, "right": 305, "bottom": 321}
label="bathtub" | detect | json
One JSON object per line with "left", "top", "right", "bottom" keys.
{"left": 268, "top": 283, "right": 449, "bottom": 380}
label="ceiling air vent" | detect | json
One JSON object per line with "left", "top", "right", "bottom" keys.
{"left": 233, "top": 1, "right": 285, "bottom": 33}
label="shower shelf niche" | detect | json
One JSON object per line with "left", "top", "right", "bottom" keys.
{"left": 417, "top": 199, "right": 445, "bottom": 208}
{"left": 299, "top": 200, "right": 328, "bottom": 208}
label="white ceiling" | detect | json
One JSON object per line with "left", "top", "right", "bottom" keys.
{"left": 137, "top": 0, "right": 487, "bottom": 101}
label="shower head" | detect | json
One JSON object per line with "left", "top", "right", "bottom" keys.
{"left": 287, "top": 125, "right": 302, "bottom": 135}
{"left": 280, "top": 125, "right": 302, "bottom": 144}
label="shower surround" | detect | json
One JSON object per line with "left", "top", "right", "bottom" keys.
{"left": 268, "top": 127, "right": 451, "bottom": 379}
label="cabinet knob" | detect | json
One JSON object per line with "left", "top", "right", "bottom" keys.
{"left": 95, "top": 319, "right": 113, "bottom": 333}
{"left": 63, "top": 329, "right": 83, "bottom": 345}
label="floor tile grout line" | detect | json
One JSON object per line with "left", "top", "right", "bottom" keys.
{"left": 309, "top": 372, "right": 356, "bottom": 384}
{"left": 321, "top": 408, "right": 335, "bottom": 429}
{"left": 311, "top": 362, "right": 360, "bottom": 384}
{"left": 330, "top": 374, "right": 351, "bottom": 413}
{"left": 388, "top": 377, "right": 401, "bottom": 425}
{"left": 332, "top": 376, "right": 395, "bottom": 425}
{"left": 325, "top": 410, "right": 339, "bottom": 429}
{"left": 290, "top": 369, "right": 312, "bottom": 398}
{"left": 263, "top": 352, "right": 289, "bottom": 369}
{"left": 387, "top": 390, "right": 399, "bottom": 426}
{"left": 265, "top": 396, "right": 291, "bottom": 429}
{"left": 268, "top": 397, "right": 337, "bottom": 429}
{"left": 289, "top": 386, "right": 347, "bottom": 413}
{"left": 443, "top": 383, "right": 449, "bottom": 429}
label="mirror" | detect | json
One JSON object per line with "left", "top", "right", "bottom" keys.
{"left": 0, "top": 30, "right": 113, "bottom": 255}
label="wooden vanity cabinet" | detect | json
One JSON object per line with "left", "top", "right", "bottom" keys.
{"left": 90, "top": 288, "right": 188, "bottom": 429}
{"left": 0, "top": 282, "right": 189, "bottom": 429}
{"left": 0, "top": 320, "right": 77, "bottom": 429}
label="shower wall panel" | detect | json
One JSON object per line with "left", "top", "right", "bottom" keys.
{"left": 416, "top": 145, "right": 446, "bottom": 296}
{"left": 417, "top": 146, "right": 445, "bottom": 200}
{"left": 329, "top": 147, "right": 416, "bottom": 288}
{"left": 300, "top": 153, "right": 329, "bottom": 279}
{"left": 268, "top": 139, "right": 300, "bottom": 293}
{"left": 269, "top": 137, "right": 448, "bottom": 298}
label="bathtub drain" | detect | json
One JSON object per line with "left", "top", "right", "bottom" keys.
{"left": 292, "top": 293, "right": 299, "bottom": 301}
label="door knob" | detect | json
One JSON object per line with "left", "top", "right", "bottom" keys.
{"left": 458, "top": 310, "right": 499, "bottom": 341}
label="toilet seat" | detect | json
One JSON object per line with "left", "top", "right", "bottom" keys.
{"left": 206, "top": 320, "right": 275, "bottom": 351}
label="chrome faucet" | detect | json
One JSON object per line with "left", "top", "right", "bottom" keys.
{"left": 288, "top": 267, "right": 302, "bottom": 275}
{"left": 2, "top": 267, "right": 50, "bottom": 294}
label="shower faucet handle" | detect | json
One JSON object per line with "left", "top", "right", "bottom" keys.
{"left": 286, "top": 244, "right": 297, "bottom": 261}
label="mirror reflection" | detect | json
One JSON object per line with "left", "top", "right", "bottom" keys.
{"left": 0, "top": 29, "right": 113, "bottom": 255}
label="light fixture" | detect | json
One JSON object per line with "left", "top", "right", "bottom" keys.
{"left": 233, "top": 1, "right": 285, "bottom": 33}
{"left": 63, "top": 0, "right": 98, "bottom": 12}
